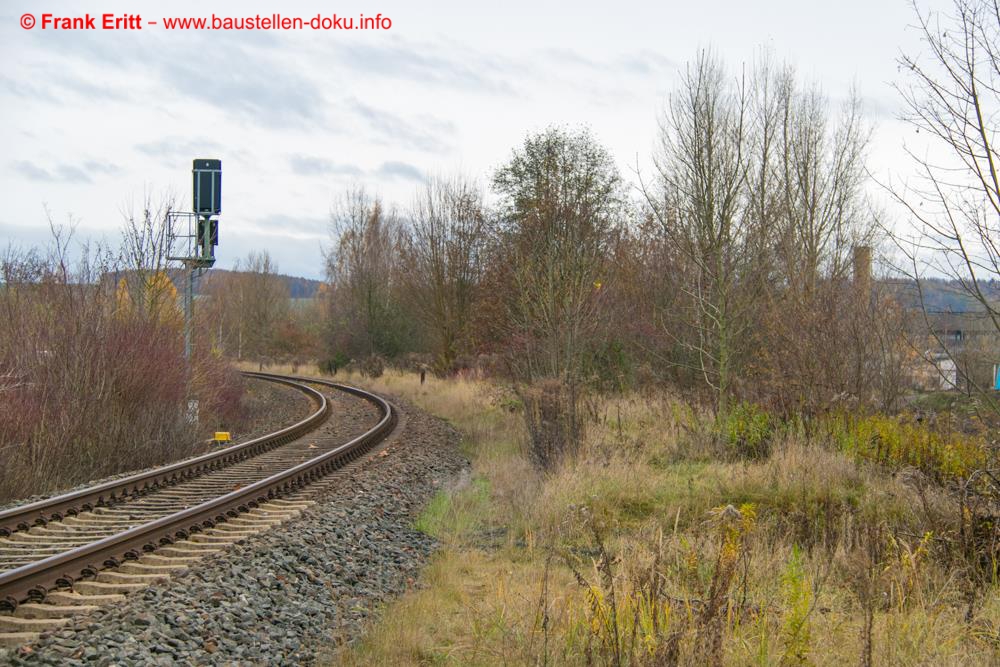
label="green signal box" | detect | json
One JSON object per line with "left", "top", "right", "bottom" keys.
{"left": 192, "top": 159, "right": 221, "bottom": 266}
{"left": 193, "top": 159, "right": 221, "bottom": 216}
{"left": 197, "top": 217, "right": 218, "bottom": 252}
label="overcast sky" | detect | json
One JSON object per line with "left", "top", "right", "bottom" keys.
{"left": 1, "top": 0, "right": 951, "bottom": 279}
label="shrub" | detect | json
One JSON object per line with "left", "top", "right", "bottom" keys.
{"left": 583, "top": 339, "right": 634, "bottom": 392}
{"left": 359, "top": 354, "right": 385, "bottom": 378}
{"left": 0, "top": 287, "right": 197, "bottom": 500}
{"left": 563, "top": 510, "right": 675, "bottom": 665}
{"left": 780, "top": 545, "right": 813, "bottom": 664}
{"left": 319, "top": 351, "right": 350, "bottom": 376}
{"left": 720, "top": 402, "right": 775, "bottom": 461}
{"left": 191, "top": 351, "right": 244, "bottom": 430}
{"left": 0, "top": 247, "right": 246, "bottom": 502}
{"left": 520, "top": 379, "right": 580, "bottom": 471}
{"left": 824, "top": 413, "right": 990, "bottom": 482}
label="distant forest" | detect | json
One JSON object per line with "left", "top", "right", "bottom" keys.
{"left": 195, "top": 269, "right": 322, "bottom": 299}
{"left": 194, "top": 270, "right": 999, "bottom": 315}
{"left": 122, "top": 266, "right": 996, "bottom": 314}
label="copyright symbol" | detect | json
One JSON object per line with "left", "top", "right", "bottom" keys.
{"left": 20, "top": 14, "right": 35, "bottom": 29}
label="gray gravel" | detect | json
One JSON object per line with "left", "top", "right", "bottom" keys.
{"left": 232, "top": 376, "right": 314, "bottom": 442}
{"left": 3, "top": 395, "right": 468, "bottom": 666}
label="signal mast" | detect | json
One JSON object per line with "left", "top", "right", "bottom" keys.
{"left": 166, "top": 160, "right": 221, "bottom": 422}
{"left": 167, "top": 159, "right": 221, "bottom": 361}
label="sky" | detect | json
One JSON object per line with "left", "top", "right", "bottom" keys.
{"left": 0, "top": 0, "right": 953, "bottom": 280}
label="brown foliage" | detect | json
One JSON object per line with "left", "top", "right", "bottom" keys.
{"left": 749, "top": 281, "right": 909, "bottom": 415}
{"left": 0, "top": 232, "right": 242, "bottom": 502}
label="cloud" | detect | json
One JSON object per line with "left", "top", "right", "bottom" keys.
{"left": 12, "top": 160, "right": 54, "bottom": 182}
{"left": 289, "top": 155, "right": 427, "bottom": 183}
{"left": 543, "top": 48, "right": 602, "bottom": 69}
{"left": 335, "top": 38, "right": 517, "bottom": 94}
{"left": 347, "top": 99, "right": 455, "bottom": 154}
{"left": 615, "top": 50, "right": 677, "bottom": 76}
{"left": 541, "top": 47, "right": 676, "bottom": 77}
{"left": 0, "top": 75, "right": 59, "bottom": 103}
{"left": 83, "top": 161, "right": 121, "bottom": 176}
{"left": 375, "top": 161, "right": 426, "bottom": 182}
{"left": 135, "top": 137, "right": 226, "bottom": 161}
{"left": 0, "top": 69, "right": 132, "bottom": 107}
{"left": 289, "top": 155, "right": 363, "bottom": 177}
{"left": 11, "top": 160, "right": 102, "bottom": 184}
{"left": 156, "top": 42, "right": 325, "bottom": 127}
{"left": 25, "top": 30, "right": 325, "bottom": 128}
{"left": 246, "top": 213, "right": 330, "bottom": 237}
{"left": 32, "top": 30, "right": 136, "bottom": 67}
{"left": 54, "top": 165, "right": 91, "bottom": 183}
{"left": 50, "top": 72, "right": 133, "bottom": 103}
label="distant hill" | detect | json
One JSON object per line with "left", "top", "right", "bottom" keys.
{"left": 102, "top": 268, "right": 324, "bottom": 299}
{"left": 195, "top": 269, "right": 323, "bottom": 298}
{"left": 888, "top": 277, "right": 1000, "bottom": 313}
{"left": 281, "top": 274, "right": 323, "bottom": 299}
{"left": 103, "top": 272, "right": 997, "bottom": 310}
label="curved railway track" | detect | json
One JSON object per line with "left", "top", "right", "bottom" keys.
{"left": 0, "top": 372, "right": 396, "bottom": 646}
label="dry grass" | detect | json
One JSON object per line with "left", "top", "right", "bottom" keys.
{"left": 251, "top": 365, "right": 1000, "bottom": 665}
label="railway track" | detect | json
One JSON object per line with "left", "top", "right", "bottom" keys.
{"left": 0, "top": 372, "right": 396, "bottom": 648}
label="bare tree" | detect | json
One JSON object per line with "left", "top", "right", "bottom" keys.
{"left": 643, "top": 51, "right": 893, "bottom": 414}
{"left": 326, "top": 187, "right": 409, "bottom": 359}
{"left": 400, "top": 176, "right": 488, "bottom": 373}
{"left": 777, "top": 85, "right": 874, "bottom": 286}
{"left": 236, "top": 251, "right": 289, "bottom": 365}
{"left": 751, "top": 58, "right": 892, "bottom": 413}
{"left": 882, "top": 0, "right": 1000, "bottom": 604}
{"left": 644, "top": 51, "right": 760, "bottom": 414}
{"left": 118, "top": 190, "right": 180, "bottom": 324}
{"left": 198, "top": 270, "right": 240, "bottom": 357}
{"left": 199, "top": 252, "right": 289, "bottom": 363}
{"left": 888, "top": 0, "right": 1000, "bottom": 404}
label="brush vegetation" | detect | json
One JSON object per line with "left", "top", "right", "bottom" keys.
{"left": 292, "top": 368, "right": 1000, "bottom": 666}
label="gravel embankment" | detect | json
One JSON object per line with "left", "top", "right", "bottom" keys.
{"left": 232, "top": 376, "right": 314, "bottom": 442}
{"left": 5, "top": 395, "right": 468, "bottom": 666}
{"left": 0, "top": 377, "right": 312, "bottom": 514}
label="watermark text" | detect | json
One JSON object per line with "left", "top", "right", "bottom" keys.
{"left": 20, "top": 13, "right": 393, "bottom": 31}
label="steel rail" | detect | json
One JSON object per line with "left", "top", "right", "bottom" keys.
{"left": 0, "top": 373, "right": 329, "bottom": 538}
{"left": 0, "top": 373, "right": 395, "bottom": 610}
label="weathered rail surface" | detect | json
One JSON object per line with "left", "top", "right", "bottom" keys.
{"left": 0, "top": 372, "right": 396, "bottom": 615}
